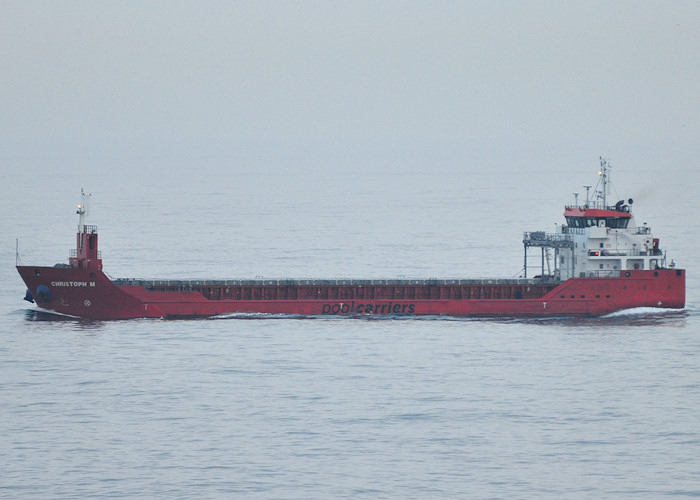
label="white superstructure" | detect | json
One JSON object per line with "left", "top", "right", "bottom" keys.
{"left": 524, "top": 159, "right": 669, "bottom": 280}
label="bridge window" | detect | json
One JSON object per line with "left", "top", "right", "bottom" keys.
{"left": 605, "top": 217, "right": 629, "bottom": 229}
{"left": 566, "top": 216, "right": 630, "bottom": 229}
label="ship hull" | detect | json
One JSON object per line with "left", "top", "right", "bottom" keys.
{"left": 17, "top": 266, "right": 686, "bottom": 320}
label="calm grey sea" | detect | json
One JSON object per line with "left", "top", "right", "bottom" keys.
{"left": 2, "top": 160, "right": 699, "bottom": 499}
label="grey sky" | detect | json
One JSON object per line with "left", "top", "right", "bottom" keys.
{"left": 2, "top": 1, "right": 699, "bottom": 174}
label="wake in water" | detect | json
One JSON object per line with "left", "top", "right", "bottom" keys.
{"left": 597, "top": 307, "right": 690, "bottom": 326}
{"left": 206, "top": 309, "right": 690, "bottom": 326}
{"left": 603, "top": 307, "right": 688, "bottom": 318}
{"left": 210, "top": 312, "right": 311, "bottom": 320}
{"left": 519, "top": 307, "right": 690, "bottom": 327}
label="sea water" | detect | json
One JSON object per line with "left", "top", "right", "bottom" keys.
{"left": 2, "top": 160, "right": 699, "bottom": 498}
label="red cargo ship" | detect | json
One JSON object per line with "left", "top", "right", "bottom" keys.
{"left": 17, "top": 160, "right": 685, "bottom": 319}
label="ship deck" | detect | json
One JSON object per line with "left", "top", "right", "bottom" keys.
{"left": 112, "top": 277, "right": 558, "bottom": 287}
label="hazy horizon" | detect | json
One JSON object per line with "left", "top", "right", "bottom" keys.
{"left": 2, "top": 2, "right": 698, "bottom": 176}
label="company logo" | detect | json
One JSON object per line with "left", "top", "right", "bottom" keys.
{"left": 322, "top": 301, "right": 416, "bottom": 315}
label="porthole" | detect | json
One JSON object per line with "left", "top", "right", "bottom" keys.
{"left": 625, "top": 271, "right": 631, "bottom": 277}
{"left": 654, "top": 271, "right": 659, "bottom": 277}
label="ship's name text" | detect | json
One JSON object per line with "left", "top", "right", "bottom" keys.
{"left": 51, "top": 281, "right": 96, "bottom": 287}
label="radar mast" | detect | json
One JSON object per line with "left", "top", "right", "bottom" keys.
{"left": 598, "top": 157, "right": 611, "bottom": 209}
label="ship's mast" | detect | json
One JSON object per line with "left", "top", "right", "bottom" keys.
{"left": 598, "top": 157, "right": 610, "bottom": 209}
{"left": 70, "top": 188, "right": 101, "bottom": 270}
{"left": 77, "top": 188, "right": 89, "bottom": 234}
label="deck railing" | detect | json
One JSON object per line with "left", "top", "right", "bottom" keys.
{"left": 523, "top": 232, "right": 573, "bottom": 248}
{"left": 581, "top": 270, "right": 621, "bottom": 278}
{"left": 69, "top": 249, "right": 102, "bottom": 259}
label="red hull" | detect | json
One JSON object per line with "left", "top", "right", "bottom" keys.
{"left": 17, "top": 265, "right": 685, "bottom": 320}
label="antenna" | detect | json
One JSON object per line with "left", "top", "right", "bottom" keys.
{"left": 583, "top": 186, "right": 591, "bottom": 207}
{"left": 16, "top": 238, "right": 22, "bottom": 266}
{"left": 573, "top": 192, "right": 579, "bottom": 206}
